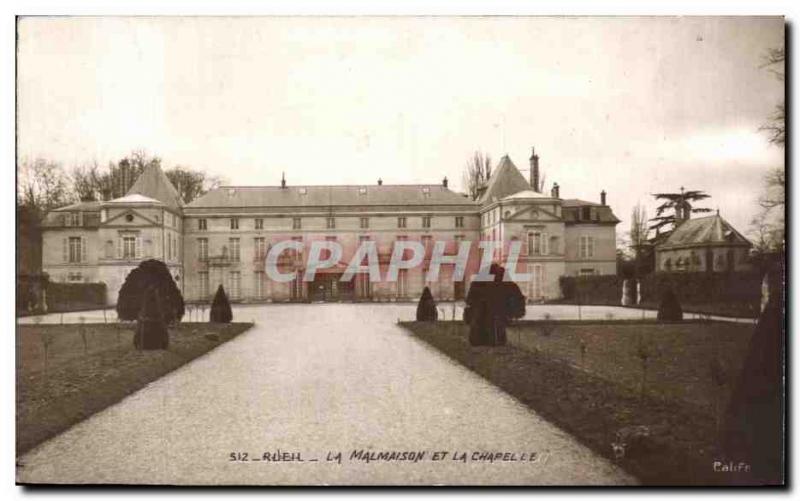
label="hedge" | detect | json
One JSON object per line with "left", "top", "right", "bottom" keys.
{"left": 559, "top": 271, "right": 762, "bottom": 311}
{"left": 558, "top": 275, "right": 624, "bottom": 305}
{"left": 45, "top": 282, "right": 107, "bottom": 312}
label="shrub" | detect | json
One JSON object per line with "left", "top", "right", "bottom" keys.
{"left": 657, "top": 288, "right": 683, "bottom": 321}
{"left": 46, "top": 282, "right": 106, "bottom": 312}
{"left": 416, "top": 286, "right": 438, "bottom": 321}
{"left": 117, "top": 260, "right": 184, "bottom": 323}
{"left": 210, "top": 285, "right": 233, "bottom": 323}
{"left": 134, "top": 286, "right": 169, "bottom": 350}
{"left": 464, "top": 264, "right": 526, "bottom": 346}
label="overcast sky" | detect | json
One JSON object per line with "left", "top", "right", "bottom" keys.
{"left": 17, "top": 16, "right": 784, "bottom": 238}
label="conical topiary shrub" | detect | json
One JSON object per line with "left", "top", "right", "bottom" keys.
{"left": 209, "top": 284, "right": 233, "bottom": 323}
{"left": 657, "top": 288, "right": 683, "bottom": 321}
{"left": 134, "top": 286, "right": 169, "bottom": 350}
{"left": 416, "top": 286, "right": 438, "bottom": 321}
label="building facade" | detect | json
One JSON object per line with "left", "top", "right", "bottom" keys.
{"left": 41, "top": 149, "right": 620, "bottom": 305}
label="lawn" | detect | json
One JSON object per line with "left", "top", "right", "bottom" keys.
{"left": 401, "top": 319, "right": 757, "bottom": 486}
{"left": 507, "top": 320, "right": 755, "bottom": 414}
{"left": 16, "top": 321, "right": 253, "bottom": 455}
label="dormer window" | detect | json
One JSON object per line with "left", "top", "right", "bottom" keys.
{"left": 422, "top": 187, "right": 430, "bottom": 196}
{"left": 359, "top": 187, "right": 367, "bottom": 195}
{"left": 67, "top": 212, "right": 81, "bottom": 227}
{"left": 298, "top": 188, "right": 307, "bottom": 195}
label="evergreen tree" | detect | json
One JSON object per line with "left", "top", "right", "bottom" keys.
{"left": 464, "top": 264, "right": 526, "bottom": 346}
{"left": 657, "top": 288, "right": 683, "bottom": 321}
{"left": 416, "top": 286, "right": 438, "bottom": 321}
{"left": 210, "top": 284, "right": 233, "bottom": 323}
{"left": 134, "top": 286, "right": 169, "bottom": 350}
{"left": 117, "top": 259, "right": 184, "bottom": 323}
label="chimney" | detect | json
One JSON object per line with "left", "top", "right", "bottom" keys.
{"left": 442, "top": 176, "right": 448, "bottom": 188}
{"left": 529, "top": 147, "right": 540, "bottom": 192}
{"left": 281, "top": 172, "right": 286, "bottom": 189}
{"left": 600, "top": 190, "right": 607, "bottom": 206}
{"left": 551, "top": 182, "right": 560, "bottom": 199}
{"left": 377, "top": 178, "right": 383, "bottom": 186}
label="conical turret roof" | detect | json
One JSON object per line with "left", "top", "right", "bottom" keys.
{"left": 126, "top": 163, "right": 183, "bottom": 210}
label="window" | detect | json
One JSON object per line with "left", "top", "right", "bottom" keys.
{"left": 254, "top": 237, "right": 267, "bottom": 260}
{"left": 579, "top": 235, "right": 595, "bottom": 258}
{"left": 198, "top": 238, "right": 208, "bottom": 261}
{"left": 322, "top": 236, "right": 337, "bottom": 261}
{"left": 421, "top": 235, "right": 433, "bottom": 253}
{"left": 167, "top": 234, "right": 172, "bottom": 259}
{"left": 579, "top": 268, "right": 596, "bottom": 276}
{"left": 528, "top": 264, "right": 544, "bottom": 299}
{"left": 581, "top": 207, "right": 592, "bottom": 221}
{"left": 68, "top": 237, "right": 82, "bottom": 263}
{"left": 229, "top": 271, "right": 241, "bottom": 300}
{"left": 198, "top": 218, "right": 207, "bottom": 231}
{"left": 292, "top": 217, "right": 302, "bottom": 230}
{"left": 67, "top": 272, "right": 83, "bottom": 283}
{"left": 68, "top": 212, "right": 81, "bottom": 227}
{"left": 527, "top": 232, "right": 549, "bottom": 256}
{"left": 125, "top": 214, "right": 134, "bottom": 223}
{"left": 255, "top": 218, "right": 264, "bottom": 230}
{"left": 326, "top": 217, "right": 336, "bottom": 229}
{"left": 422, "top": 216, "right": 432, "bottom": 229}
{"left": 229, "top": 238, "right": 240, "bottom": 262}
{"left": 254, "top": 271, "right": 265, "bottom": 299}
{"left": 123, "top": 236, "right": 136, "bottom": 259}
{"left": 198, "top": 272, "right": 209, "bottom": 299}
{"left": 455, "top": 216, "right": 464, "bottom": 228}
{"left": 360, "top": 217, "right": 369, "bottom": 229}
{"left": 397, "top": 217, "right": 407, "bottom": 228}
{"left": 230, "top": 218, "right": 239, "bottom": 230}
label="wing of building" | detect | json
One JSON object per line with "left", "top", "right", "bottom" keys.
{"left": 41, "top": 148, "right": 620, "bottom": 305}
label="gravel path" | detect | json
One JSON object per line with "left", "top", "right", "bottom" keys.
{"left": 18, "top": 304, "right": 635, "bottom": 485}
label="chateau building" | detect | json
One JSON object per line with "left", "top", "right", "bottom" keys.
{"left": 41, "top": 149, "right": 620, "bottom": 305}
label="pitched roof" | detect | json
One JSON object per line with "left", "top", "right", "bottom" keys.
{"left": 479, "top": 156, "right": 532, "bottom": 205}
{"left": 126, "top": 163, "right": 183, "bottom": 210}
{"left": 561, "top": 198, "right": 603, "bottom": 208}
{"left": 51, "top": 201, "right": 103, "bottom": 212}
{"left": 658, "top": 214, "right": 751, "bottom": 250}
{"left": 106, "top": 193, "right": 165, "bottom": 205}
{"left": 186, "top": 184, "right": 475, "bottom": 209}
{"left": 501, "top": 189, "right": 554, "bottom": 201}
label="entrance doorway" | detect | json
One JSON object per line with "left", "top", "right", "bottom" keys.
{"left": 308, "top": 273, "right": 354, "bottom": 302}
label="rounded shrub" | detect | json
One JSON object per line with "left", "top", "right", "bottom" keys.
{"left": 210, "top": 284, "right": 233, "bottom": 323}
{"left": 416, "top": 286, "right": 438, "bottom": 321}
{"left": 117, "top": 259, "right": 184, "bottom": 324}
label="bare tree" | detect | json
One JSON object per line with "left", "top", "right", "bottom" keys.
{"left": 750, "top": 46, "right": 785, "bottom": 251}
{"left": 759, "top": 47, "right": 785, "bottom": 147}
{"left": 17, "top": 158, "right": 74, "bottom": 216}
{"left": 71, "top": 161, "right": 102, "bottom": 202}
{"left": 630, "top": 204, "right": 650, "bottom": 277}
{"left": 165, "top": 166, "right": 226, "bottom": 204}
{"left": 630, "top": 204, "right": 649, "bottom": 249}
{"left": 462, "top": 151, "right": 492, "bottom": 200}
